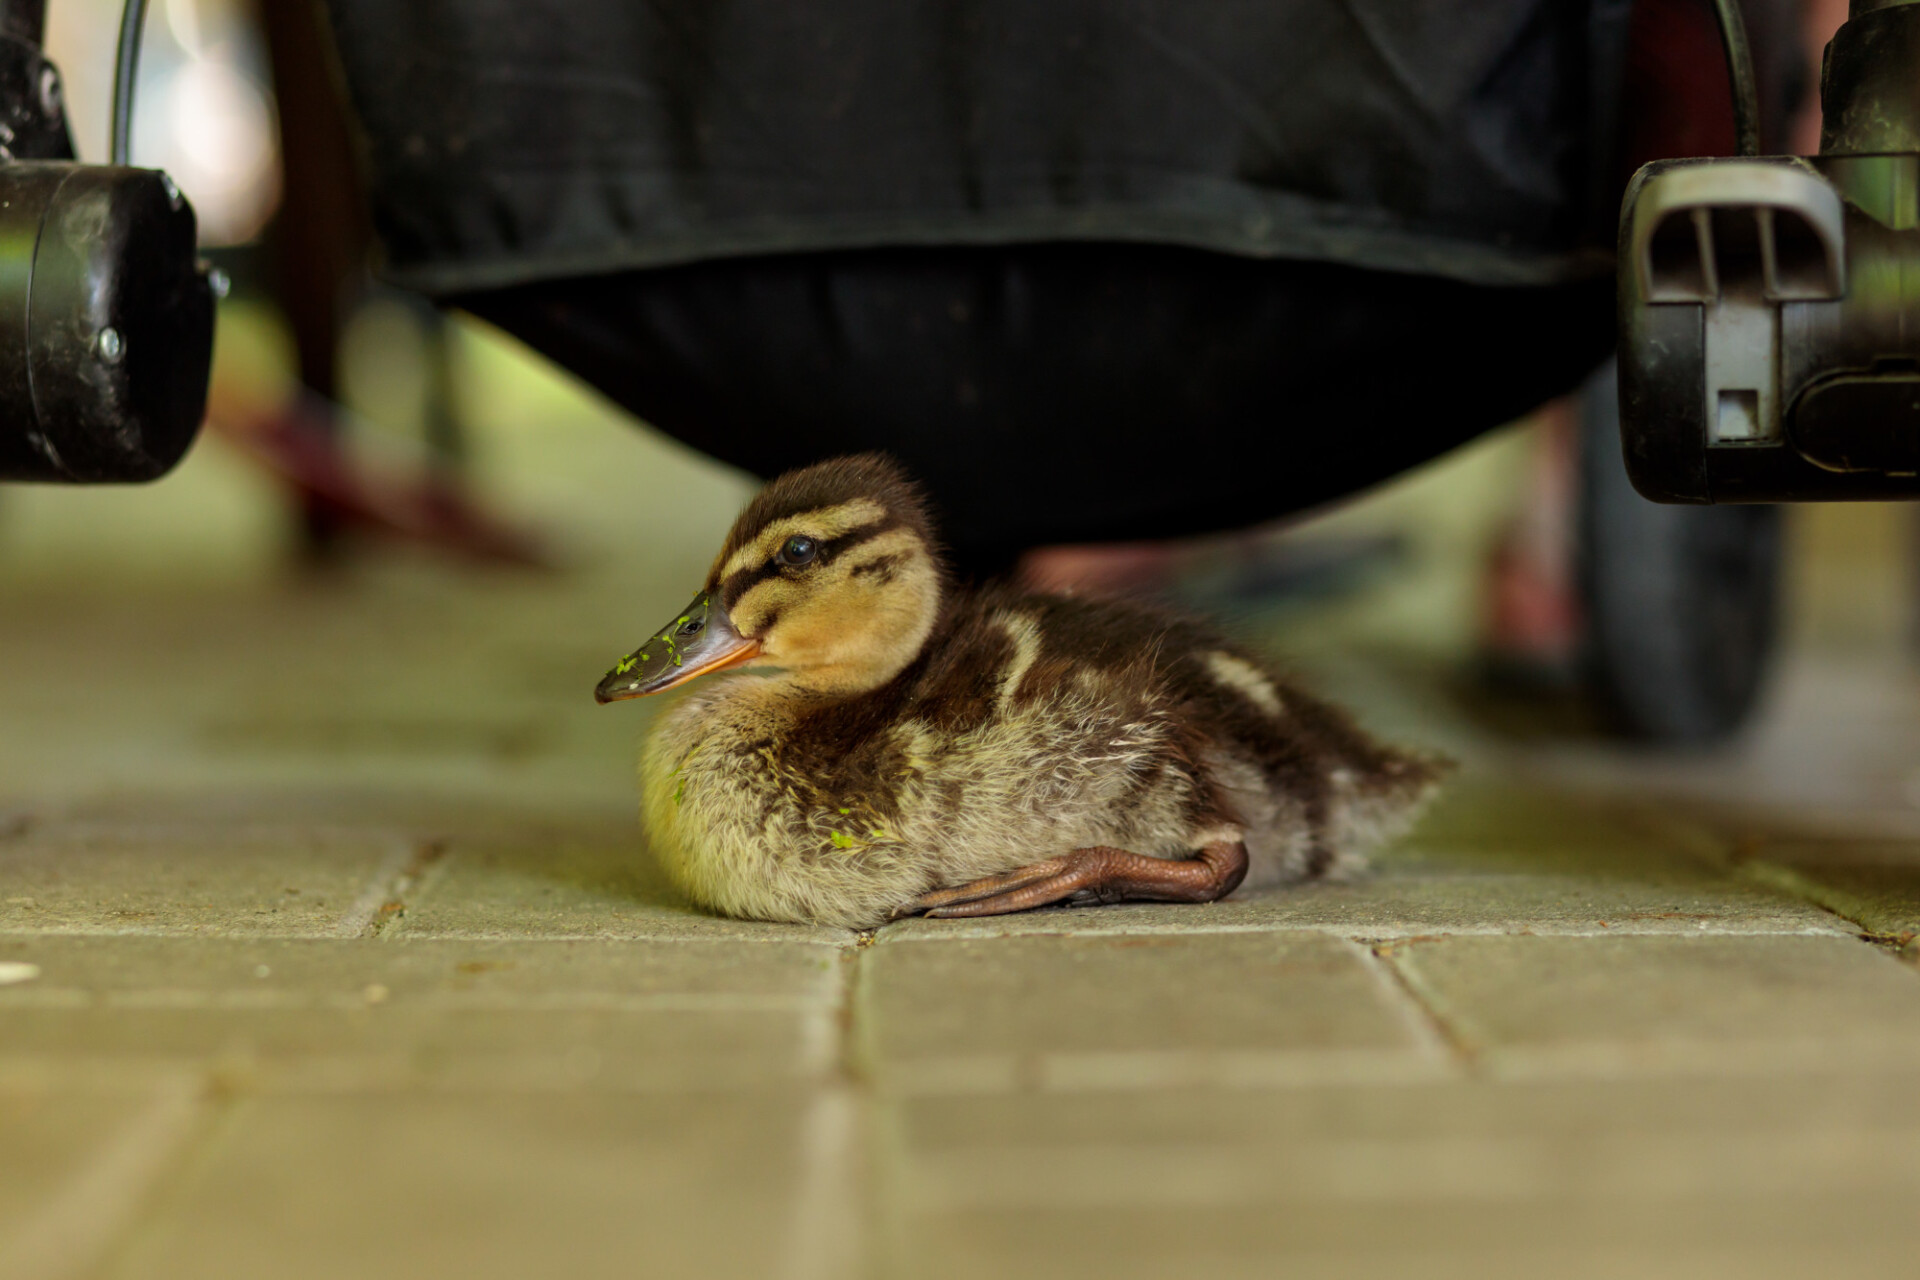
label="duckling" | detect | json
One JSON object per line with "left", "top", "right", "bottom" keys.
{"left": 595, "top": 454, "right": 1443, "bottom": 930}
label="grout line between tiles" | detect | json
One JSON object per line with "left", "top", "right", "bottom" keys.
{"left": 1736, "top": 861, "right": 1919, "bottom": 951}
{"left": 777, "top": 937, "right": 876, "bottom": 1280}
{"left": 1360, "top": 939, "right": 1480, "bottom": 1071}
{"left": 778, "top": 1085, "right": 868, "bottom": 1280}
{"left": 352, "top": 838, "right": 452, "bottom": 939}
{"left": 0, "top": 1074, "right": 218, "bottom": 1280}
{"left": 329, "top": 837, "right": 426, "bottom": 938}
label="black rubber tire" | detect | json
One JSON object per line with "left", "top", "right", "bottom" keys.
{"left": 1577, "top": 359, "right": 1783, "bottom": 746}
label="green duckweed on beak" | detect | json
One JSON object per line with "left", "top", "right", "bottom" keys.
{"left": 594, "top": 592, "right": 761, "bottom": 703}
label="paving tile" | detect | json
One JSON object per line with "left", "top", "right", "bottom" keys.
{"left": 0, "top": 936, "right": 847, "bottom": 1092}
{"left": 858, "top": 932, "right": 1444, "bottom": 1094}
{"left": 4, "top": 792, "right": 828, "bottom": 943}
{"left": 0, "top": 820, "right": 413, "bottom": 938}
{"left": 1387, "top": 778, "right": 1714, "bottom": 872}
{"left": 882, "top": 1071, "right": 1920, "bottom": 1280}
{"left": 1391, "top": 934, "right": 1920, "bottom": 1075}
{"left": 1743, "top": 841, "right": 1920, "bottom": 941}
{"left": 0, "top": 584, "right": 666, "bottom": 813}
{"left": 895, "top": 1197, "right": 1920, "bottom": 1280}
{"left": 0, "top": 1079, "right": 211, "bottom": 1280}
{"left": 1510, "top": 655, "right": 1920, "bottom": 845}
{"left": 882, "top": 870, "right": 1846, "bottom": 941}
{"left": 390, "top": 823, "right": 857, "bottom": 945}
{"left": 0, "top": 934, "right": 843, "bottom": 1000}
{"left": 108, "top": 1090, "right": 857, "bottom": 1280}
{"left": 891, "top": 1067, "right": 1920, "bottom": 1151}
{"left": 1273, "top": 869, "right": 1845, "bottom": 935}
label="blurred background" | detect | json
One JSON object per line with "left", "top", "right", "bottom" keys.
{"left": 6, "top": 0, "right": 748, "bottom": 591}
{"left": 4, "top": 0, "right": 1908, "bottom": 710}
{"left": 0, "top": 0, "right": 1904, "bottom": 744}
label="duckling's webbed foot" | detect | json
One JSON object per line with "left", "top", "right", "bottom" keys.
{"left": 902, "top": 841, "right": 1249, "bottom": 919}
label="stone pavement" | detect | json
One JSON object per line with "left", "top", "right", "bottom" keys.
{"left": 3, "top": 544, "right": 1920, "bottom": 1279}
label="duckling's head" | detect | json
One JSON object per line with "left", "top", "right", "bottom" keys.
{"left": 596, "top": 454, "right": 945, "bottom": 703}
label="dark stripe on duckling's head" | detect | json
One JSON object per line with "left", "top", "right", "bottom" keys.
{"left": 709, "top": 454, "right": 936, "bottom": 588}
{"left": 716, "top": 515, "right": 907, "bottom": 610}
{"left": 849, "top": 552, "right": 906, "bottom": 584}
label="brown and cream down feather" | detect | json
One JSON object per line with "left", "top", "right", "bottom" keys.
{"left": 628, "top": 454, "right": 1444, "bottom": 928}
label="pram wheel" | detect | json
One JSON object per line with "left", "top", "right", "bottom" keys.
{"left": 1577, "top": 359, "right": 1782, "bottom": 746}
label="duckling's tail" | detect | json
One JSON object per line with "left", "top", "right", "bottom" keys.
{"left": 1220, "top": 687, "right": 1453, "bottom": 891}
{"left": 1318, "top": 745, "right": 1452, "bottom": 882}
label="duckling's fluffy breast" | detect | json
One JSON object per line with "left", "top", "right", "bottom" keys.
{"left": 641, "top": 590, "right": 1439, "bottom": 928}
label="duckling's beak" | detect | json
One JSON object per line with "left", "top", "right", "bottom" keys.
{"left": 594, "top": 592, "right": 762, "bottom": 703}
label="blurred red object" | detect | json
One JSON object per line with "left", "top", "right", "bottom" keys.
{"left": 212, "top": 399, "right": 551, "bottom": 569}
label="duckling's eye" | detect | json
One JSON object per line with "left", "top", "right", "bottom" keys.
{"left": 777, "top": 535, "right": 818, "bottom": 567}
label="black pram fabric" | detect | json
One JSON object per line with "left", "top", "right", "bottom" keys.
{"left": 321, "top": 0, "right": 1631, "bottom": 295}
{"left": 457, "top": 245, "right": 1614, "bottom": 568}
{"left": 315, "top": 0, "right": 1643, "bottom": 564}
